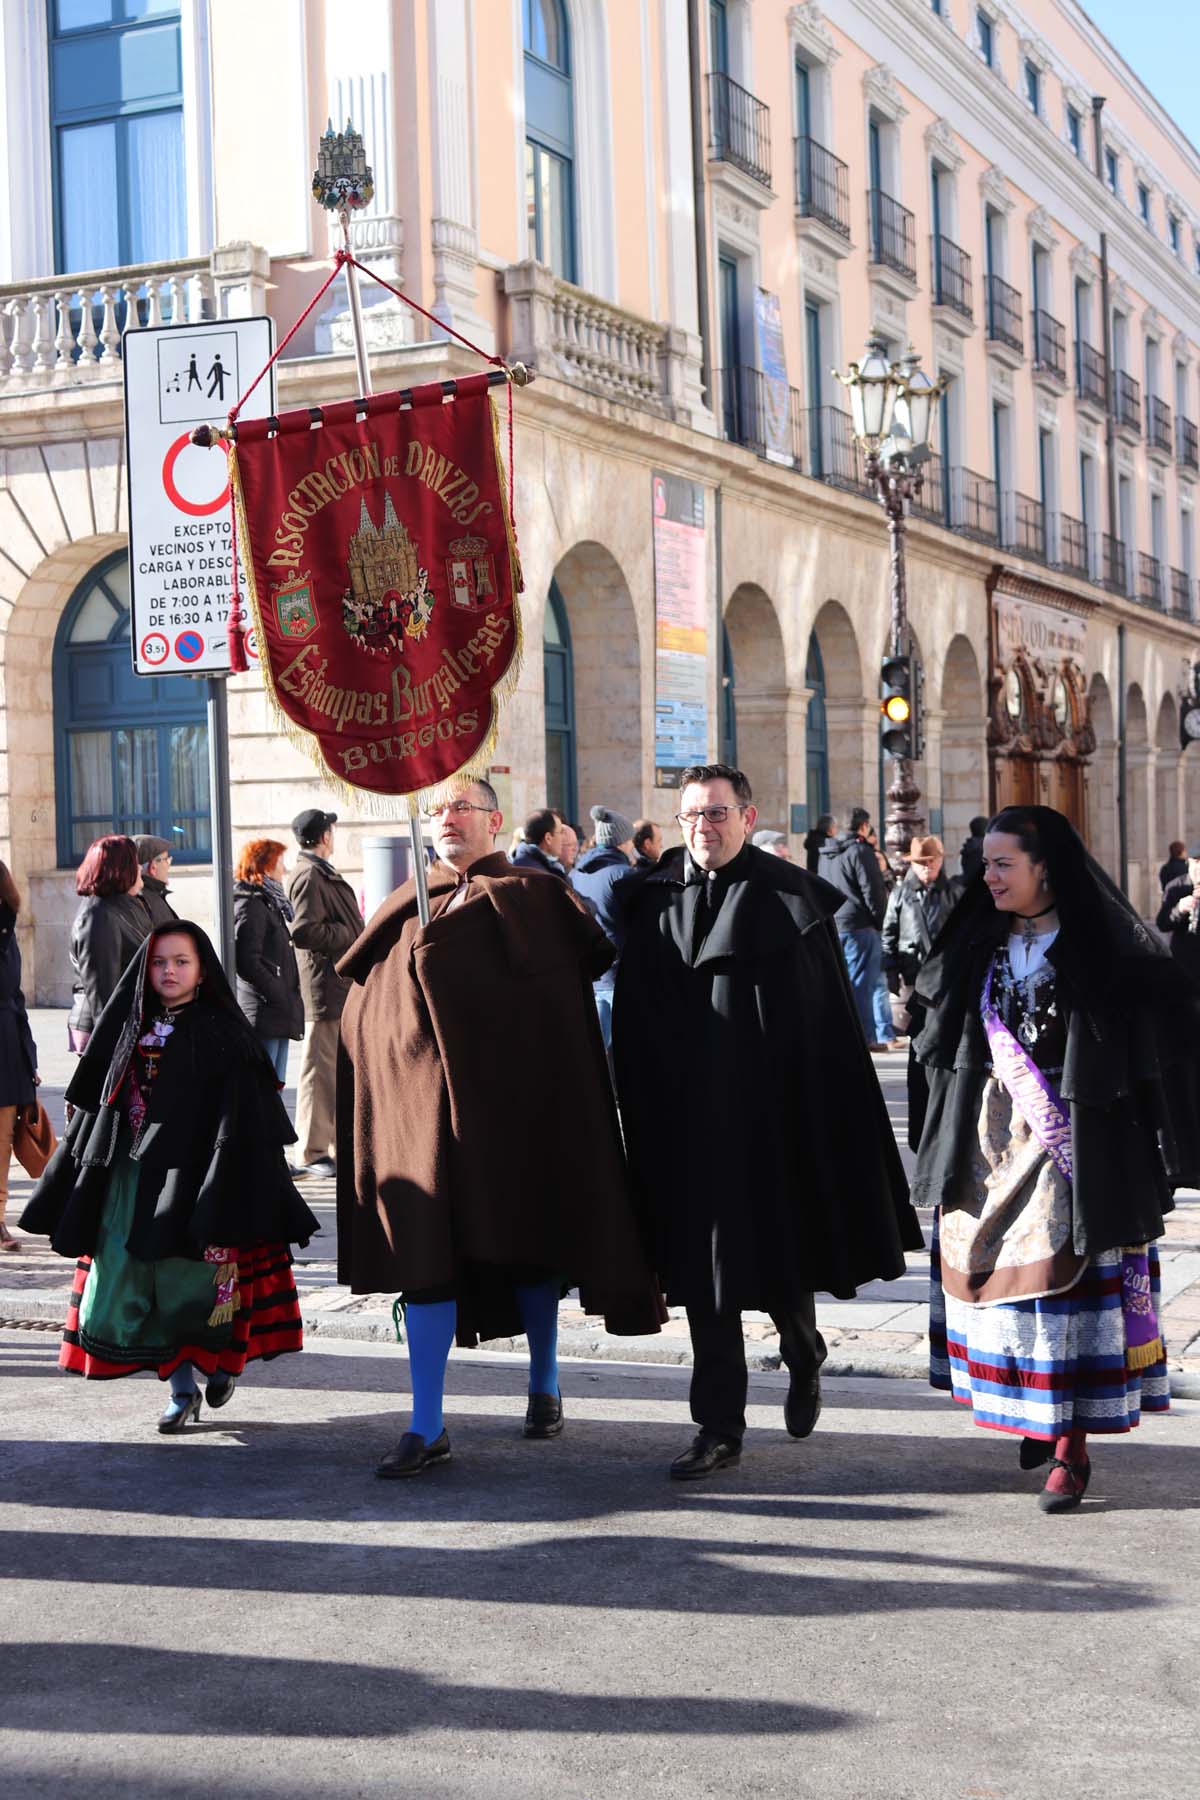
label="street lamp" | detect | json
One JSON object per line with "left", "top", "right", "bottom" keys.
{"left": 834, "top": 336, "right": 948, "bottom": 869}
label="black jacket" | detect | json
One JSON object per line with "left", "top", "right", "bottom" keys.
{"left": 510, "top": 841, "right": 567, "bottom": 879}
{"left": 234, "top": 881, "right": 305, "bottom": 1039}
{"left": 140, "top": 875, "right": 178, "bottom": 931}
{"left": 818, "top": 833, "right": 887, "bottom": 932}
{"left": 882, "top": 869, "right": 965, "bottom": 985}
{"left": 68, "top": 892, "right": 152, "bottom": 1037}
{"left": 613, "top": 844, "right": 921, "bottom": 1309}
{"left": 1160, "top": 855, "right": 1188, "bottom": 892}
{"left": 1156, "top": 875, "right": 1200, "bottom": 983}
{"left": 0, "top": 904, "right": 37, "bottom": 1108}
{"left": 287, "top": 852, "right": 363, "bottom": 1022}
{"left": 959, "top": 834, "right": 984, "bottom": 884}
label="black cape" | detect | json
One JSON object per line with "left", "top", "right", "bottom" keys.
{"left": 612, "top": 844, "right": 921, "bottom": 1309}
{"left": 22, "top": 922, "right": 319, "bottom": 1261}
{"left": 910, "top": 806, "right": 1200, "bottom": 1255}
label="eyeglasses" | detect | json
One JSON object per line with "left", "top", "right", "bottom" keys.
{"left": 420, "top": 800, "right": 493, "bottom": 822}
{"left": 675, "top": 805, "right": 746, "bottom": 827}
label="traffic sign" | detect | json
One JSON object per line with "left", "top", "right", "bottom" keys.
{"left": 123, "top": 318, "right": 275, "bottom": 677}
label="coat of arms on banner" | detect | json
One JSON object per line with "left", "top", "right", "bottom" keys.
{"left": 445, "top": 535, "right": 497, "bottom": 610}
{"left": 341, "top": 494, "right": 435, "bottom": 656}
{"left": 273, "top": 573, "right": 318, "bottom": 639}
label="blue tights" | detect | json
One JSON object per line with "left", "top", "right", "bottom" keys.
{"left": 404, "top": 1280, "right": 560, "bottom": 1442}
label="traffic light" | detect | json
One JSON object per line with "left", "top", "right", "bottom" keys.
{"left": 880, "top": 654, "right": 916, "bottom": 759}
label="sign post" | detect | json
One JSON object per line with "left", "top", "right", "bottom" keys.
{"left": 123, "top": 317, "right": 275, "bottom": 974}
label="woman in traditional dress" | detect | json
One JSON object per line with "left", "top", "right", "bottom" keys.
{"left": 22, "top": 922, "right": 320, "bottom": 1433}
{"left": 911, "top": 806, "right": 1198, "bottom": 1512}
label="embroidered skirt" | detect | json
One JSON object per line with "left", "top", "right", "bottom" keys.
{"left": 930, "top": 1213, "right": 1170, "bottom": 1437}
{"left": 59, "top": 1145, "right": 303, "bottom": 1382}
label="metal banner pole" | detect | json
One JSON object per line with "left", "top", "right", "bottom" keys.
{"left": 206, "top": 675, "right": 236, "bottom": 975}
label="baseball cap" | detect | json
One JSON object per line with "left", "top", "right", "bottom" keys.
{"left": 292, "top": 808, "right": 338, "bottom": 845}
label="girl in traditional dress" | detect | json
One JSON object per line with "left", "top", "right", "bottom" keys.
{"left": 22, "top": 923, "right": 319, "bottom": 1433}
{"left": 911, "top": 806, "right": 1198, "bottom": 1512}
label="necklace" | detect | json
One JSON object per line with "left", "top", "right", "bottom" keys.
{"left": 1012, "top": 901, "right": 1057, "bottom": 949}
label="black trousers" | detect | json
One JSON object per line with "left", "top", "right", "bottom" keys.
{"left": 686, "top": 1295, "right": 827, "bottom": 1443}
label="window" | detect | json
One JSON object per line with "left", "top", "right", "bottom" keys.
{"left": 718, "top": 252, "right": 742, "bottom": 440}
{"left": 977, "top": 10, "right": 994, "bottom": 68}
{"left": 1105, "top": 147, "right": 1119, "bottom": 194}
{"left": 1025, "top": 61, "right": 1040, "bottom": 114}
{"left": 1067, "top": 107, "right": 1082, "bottom": 157}
{"left": 524, "top": 0, "right": 575, "bottom": 282}
{"left": 542, "top": 579, "right": 577, "bottom": 822}
{"left": 1138, "top": 183, "right": 1151, "bottom": 226}
{"left": 1169, "top": 214, "right": 1181, "bottom": 255}
{"left": 805, "top": 635, "right": 829, "bottom": 821}
{"left": 1079, "top": 450, "right": 1094, "bottom": 532}
{"left": 49, "top": 0, "right": 185, "bottom": 273}
{"left": 53, "top": 552, "right": 210, "bottom": 866}
{"left": 805, "top": 301, "right": 823, "bottom": 475}
{"left": 795, "top": 59, "right": 811, "bottom": 141}
{"left": 709, "top": 0, "right": 729, "bottom": 75}
{"left": 931, "top": 0, "right": 943, "bottom": 14}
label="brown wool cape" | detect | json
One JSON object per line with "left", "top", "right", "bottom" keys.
{"left": 335, "top": 851, "right": 663, "bottom": 1346}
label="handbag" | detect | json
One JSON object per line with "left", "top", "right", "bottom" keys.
{"left": 12, "top": 1100, "right": 56, "bottom": 1178}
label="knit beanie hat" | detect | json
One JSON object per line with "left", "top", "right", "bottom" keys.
{"left": 591, "top": 804, "right": 635, "bottom": 848}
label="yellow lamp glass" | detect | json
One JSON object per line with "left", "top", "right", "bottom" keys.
{"left": 883, "top": 695, "right": 912, "bottom": 723}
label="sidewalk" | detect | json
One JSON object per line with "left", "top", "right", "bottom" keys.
{"left": 6, "top": 1012, "right": 1200, "bottom": 1390}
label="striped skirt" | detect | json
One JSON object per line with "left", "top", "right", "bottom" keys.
{"left": 930, "top": 1214, "right": 1170, "bottom": 1438}
{"left": 60, "top": 1244, "right": 304, "bottom": 1383}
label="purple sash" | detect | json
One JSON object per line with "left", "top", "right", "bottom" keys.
{"left": 981, "top": 957, "right": 1163, "bottom": 1371}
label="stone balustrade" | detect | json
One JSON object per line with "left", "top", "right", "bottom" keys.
{"left": 503, "top": 259, "right": 708, "bottom": 429}
{"left": 0, "top": 242, "right": 268, "bottom": 397}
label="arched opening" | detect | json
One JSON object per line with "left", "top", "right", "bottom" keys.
{"left": 53, "top": 550, "right": 210, "bottom": 863}
{"left": 940, "top": 634, "right": 985, "bottom": 867}
{"left": 549, "top": 541, "right": 641, "bottom": 818}
{"left": 807, "top": 600, "right": 865, "bottom": 823}
{"left": 805, "top": 634, "right": 829, "bottom": 821}
{"left": 1087, "top": 673, "right": 1117, "bottom": 880}
{"left": 1125, "top": 683, "right": 1150, "bottom": 912}
{"left": 719, "top": 623, "right": 737, "bottom": 765}
{"left": 542, "top": 578, "right": 577, "bottom": 821}
{"left": 1156, "top": 692, "right": 1181, "bottom": 874}
{"left": 724, "top": 581, "right": 787, "bottom": 829}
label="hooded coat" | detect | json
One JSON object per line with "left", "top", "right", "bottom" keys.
{"left": 335, "top": 851, "right": 662, "bottom": 1346}
{"left": 569, "top": 844, "right": 637, "bottom": 987}
{"left": 22, "top": 923, "right": 319, "bottom": 1261}
{"left": 612, "top": 844, "right": 922, "bottom": 1310}
{"left": 911, "top": 807, "right": 1200, "bottom": 1256}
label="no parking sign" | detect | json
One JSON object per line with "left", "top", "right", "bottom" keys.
{"left": 123, "top": 318, "right": 275, "bottom": 676}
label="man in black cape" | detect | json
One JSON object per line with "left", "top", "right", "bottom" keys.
{"left": 613, "top": 762, "right": 922, "bottom": 1479}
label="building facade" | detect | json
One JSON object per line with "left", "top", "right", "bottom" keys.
{"left": 2, "top": 0, "right": 1200, "bottom": 999}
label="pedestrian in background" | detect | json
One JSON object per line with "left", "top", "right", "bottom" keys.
{"left": 633, "top": 820, "right": 662, "bottom": 867}
{"left": 0, "top": 860, "right": 39, "bottom": 1253}
{"left": 802, "top": 813, "right": 836, "bottom": 874}
{"left": 882, "top": 835, "right": 963, "bottom": 1030}
{"left": 615, "top": 763, "right": 919, "bottom": 1480}
{"left": 234, "top": 838, "right": 305, "bottom": 1085}
{"left": 752, "top": 829, "right": 792, "bottom": 861}
{"left": 134, "top": 836, "right": 178, "bottom": 930}
{"left": 1159, "top": 839, "right": 1187, "bottom": 893}
{"left": 23, "top": 923, "right": 318, "bottom": 1434}
{"left": 67, "top": 835, "right": 151, "bottom": 1053}
{"left": 912, "top": 807, "right": 1183, "bottom": 1514}
{"left": 510, "top": 809, "right": 568, "bottom": 877}
{"left": 1156, "top": 846, "right": 1200, "bottom": 984}
{"left": 959, "top": 815, "right": 988, "bottom": 885}
{"left": 570, "top": 804, "right": 638, "bottom": 1051}
{"left": 288, "top": 809, "right": 362, "bottom": 1176}
{"left": 557, "top": 819, "right": 580, "bottom": 873}
{"left": 819, "top": 809, "right": 890, "bottom": 1048}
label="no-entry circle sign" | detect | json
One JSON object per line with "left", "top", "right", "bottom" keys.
{"left": 161, "top": 431, "right": 230, "bottom": 516}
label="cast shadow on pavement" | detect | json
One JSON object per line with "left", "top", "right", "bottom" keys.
{"left": 0, "top": 1641, "right": 858, "bottom": 1740}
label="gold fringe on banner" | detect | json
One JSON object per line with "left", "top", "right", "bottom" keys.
{"left": 228, "top": 388, "right": 525, "bottom": 818}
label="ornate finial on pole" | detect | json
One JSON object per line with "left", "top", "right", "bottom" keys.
{"left": 311, "top": 119, "right": 374, "bottom": 215}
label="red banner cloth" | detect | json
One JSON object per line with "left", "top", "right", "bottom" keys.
{"left": 231, "top": 382, "right": 521, "bottom": 800}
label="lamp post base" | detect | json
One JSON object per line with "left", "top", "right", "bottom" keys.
{"left": 883, "top": 757, "right": 926, "bottom": 871}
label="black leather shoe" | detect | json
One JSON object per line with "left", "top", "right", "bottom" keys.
{"left": 784, "top": 1373, "right": 822, "bottom": 1439}
{"left": 206, "top": 1374, "right": 237, "bottom": 1411}
{"left": 524, "top": 1391, "right": 564, "bottom": 1438}
{"left": 1019, "top": 1435, "right": 1053, "bottom": 1471}
{"left": 375, "top": 1430, "right": 451, "bottom": 1479}
{"left": 157, "top": 1390, "right": 201, "bottom": 1434}
{"left": 669, "top": 1432, "right": 742, "bottom": 1480}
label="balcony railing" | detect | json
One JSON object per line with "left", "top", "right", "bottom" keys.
{"left": 708, "top": 71, "right": 772, "bottom": 188}
{"left": 1100, "top": 532, "right": 1130, "bottom": 596}
{"left": 1031, "top": 310, "right": 1066, "bottom": 382}
{"left": 1138, "top": 552, "right": 1164, "bottom": 609}
{"left": 794, "top": 137, "right": 850, "bottom": 238}
{"left": 1114, "top": 369, "right": 1142, "bottom": 433}
{"left": 1146, "top": 394, "right": 1173, "bottom": 454}
{"left": 867, "top": 188, "right": 917, "bottom": 282}
{"left": 1177, "top": 416, "right": 1199, "bottom": 471}
{"left": 1001, "top": 491, "right": 1046, "bottom": 560}
{"left": 985, "top": 274, "right": 1023, "bottom": 352}
{"left": 794, "top": 404, "right": 867, "bottom": 491}
{"left": 948, "top": 466, "right": 998, "bottom": 543}
{"left": 1170, "top": 567, "right": 1194, "bottom": 619}
{"left": 0, "top": 255, "right": 216, "bottom": 392}
{"left": 1050, "top": 512, "right": 1089, "bottom": 578}
{"left": 931, "top": 235, "right": 973, "bottom": 319}
{"left": 911, "top": 451, "right": 947, "bottom": 525}
{"left": 1075, "top": 339, "right": 1107, "bottom": 409}
{"left": 719, "top": 364, "right": 773, "bottom": 454}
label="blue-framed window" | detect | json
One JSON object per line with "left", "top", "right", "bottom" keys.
{"left": 1138, "top": 183, "right": 1152, "bottom": 226}
{"left": 1024, "top": 60, "right": 1040, "bottom": 114}
{"left": 1067, "top": 107, "right": 1082, "bottom": 158}
{"left": 1105, "top": 147, "right": 1119, "bottom": 195}
{"left": 543, "top": 579, "right": 577, "bottom": 822}
{"left": 1169, "top": 214, "right": 1181, "bottom": 255}
{"left": 53, "top": 552, "right": 210, "bottom": 866}
{"left": 805, "top": 634, "right": 829, "bottom": 822}
{"left": 50, "top": 0, "right": 185, "bottom": 274}
{"left": 977, "top": 10, "right": 994, "bottom": 68}
{"left": 524, "top": 0, "right": 576, "bottom": 282}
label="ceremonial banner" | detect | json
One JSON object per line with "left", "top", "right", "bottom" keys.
{"left": 229, "top": 374, "right": 522, "bottom": 802}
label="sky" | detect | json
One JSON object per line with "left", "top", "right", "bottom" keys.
{"left": 1080, "top": 1, "right": 1200, "bottom": 152}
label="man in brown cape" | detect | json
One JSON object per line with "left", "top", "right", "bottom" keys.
{"left": 336, "top": 776, "right": 661, "bottom": 1478}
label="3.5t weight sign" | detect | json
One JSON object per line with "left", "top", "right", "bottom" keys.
{"left": 123, "top": 319, "right": 275, "bottom": 677}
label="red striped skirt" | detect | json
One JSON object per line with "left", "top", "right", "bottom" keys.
{"left": 60, "top": 1242, "right": 304, "bottom": 1382}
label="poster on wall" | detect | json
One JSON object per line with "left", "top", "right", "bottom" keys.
{"left": 652, "top": 471, "right": 708, "bottom": 788}
{"left": 753, "top": 288, "right": 792, "bottom": 464}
